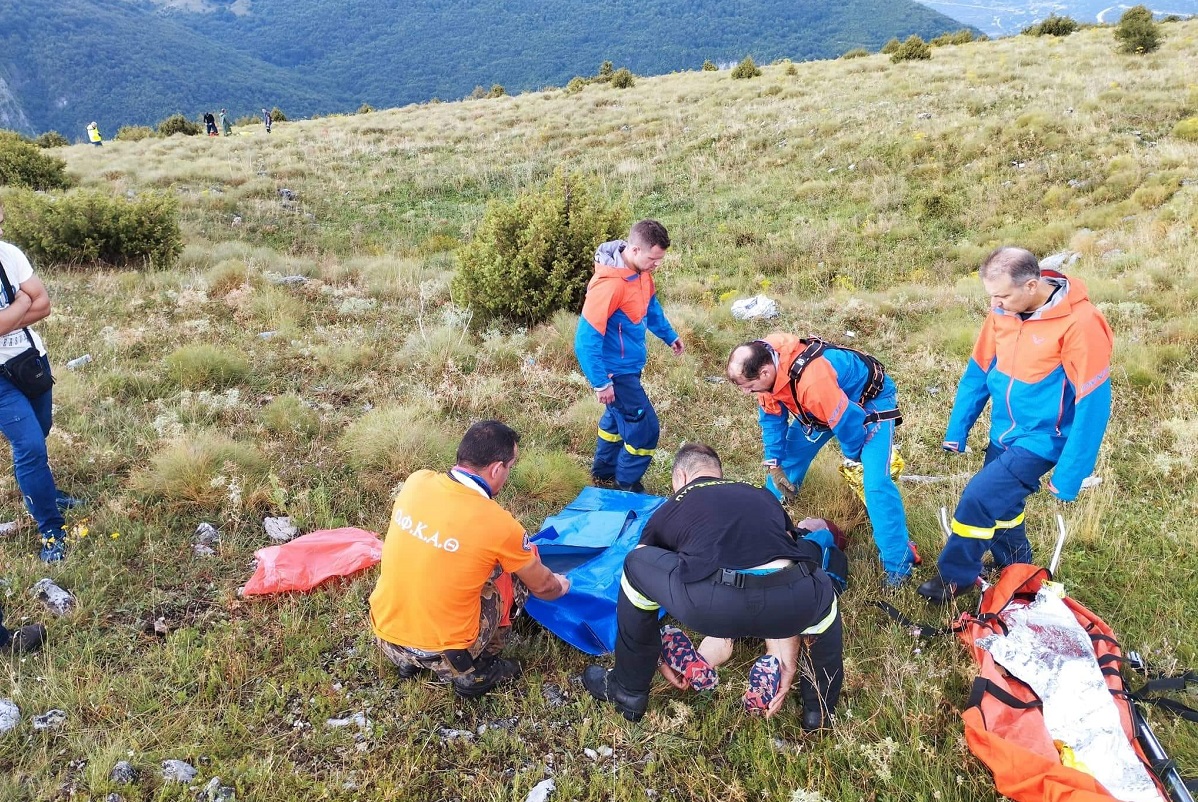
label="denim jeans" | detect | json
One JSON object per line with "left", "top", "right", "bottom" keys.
{"left": 0, "top": 358, "right": 65, "bottom": 538}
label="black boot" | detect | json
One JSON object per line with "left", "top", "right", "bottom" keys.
{"left": 916, "top": 574, "right": 977, "bottom": 605}
{"left": 4, "top": 624, "right": 46, "bottom": 654}
{"left": 582, "top": 665, "right": 648, "bottom": 722}
{"left": 801, "top": 707, "right": 833, "bottom": 733}
{"left": 452, "top": 653, "right": 522, "bottom": 699}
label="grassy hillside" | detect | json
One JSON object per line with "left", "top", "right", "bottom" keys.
{"left": 1, "top": 0, "right": 968, "bottom": 137}
{"left": 2, "top": 21, "right": 1198, "bottom": 801}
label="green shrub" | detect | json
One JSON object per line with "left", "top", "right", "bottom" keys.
{"left": 488, "top": 84, "right": 507, "bottom": 98}
{"left": 890, "top": 35, "right": 932, "bottom": 62}
{"left": 338, "top": 402, "right": 455, "bottom": 488}
{"left": 261, "top": 393, "right": 320, "bottom": 438}
{"left": 270, "top": 107, "right": 288, "bottom": 122}
{"left": 1173, "top": 117, "right": 1198, "bottom": 142}
{"left": 702, "top": 59, "right": 718, "bottom": 71}
{"left": 116, "top": 125, "right": 156, "bottom": 141}
{"left": 165, "top": 344, "right": 250, "bottom": 390}
{"left": 34, "top": 131, "right": 70, "bottom": 148}
{"left": 234, "top": 115, "right": 259, "bottom": 127}
{"left": 841, "top": 47, "right": 870, "bottom": 59}
{"left": 2, "top": 189, "right": 183, "bottom": 269}
{"left": 610, "top": 68, "right": 635, "bottom": 89}
{"left": 880, "top": 37, "right": 902, "bottom": 54}
{"left": 129, "top": 431, "right": 269, "bottom": 514}
{"left": 356, "top": 103, "right": 374, "bottom": 114}
{"left": 1023, "top": 15, "right": 1079, "bottom": 36}
{"left": 1115, "top": 5, "right": 1161, "bottom": 53}
{"left": 731, "top": 56, "right": 762, "bottom": 79}
{"left": 0, "top": 131, "right": 71, "bottom": 190}
{"left": 564, "top": 76, "right": 587, "bottom": 94}
{"left": 157, "top": 113, "right": 201, "bottom": 137}
{"left": 468, "top": 85, "right": 488, "bottom": 100}
{"left": 595, "top": 60, "right": 614, "bottom": 82}
{"left": 452, "top": 169, "right": 626, "bottom": 327}
{"left": 931, "top": 29, "right": 977, "bottom": 45}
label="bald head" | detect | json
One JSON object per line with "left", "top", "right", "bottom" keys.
{"left": 980, "top": 247, "right": 1040, "bottom": 285}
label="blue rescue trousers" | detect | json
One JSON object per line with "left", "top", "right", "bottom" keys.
{"left": 764, "top": 387, "right": 914, "bottom": 581}
{"left": 937, "top": 444, "right": 1056, "bottom": 587}
{"left": 593, "top": 373, "right": 659, "bottom": 488}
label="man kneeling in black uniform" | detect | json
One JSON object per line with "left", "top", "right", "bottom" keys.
{"left": 583, "top": 443, "right": 843, "bottom": 728}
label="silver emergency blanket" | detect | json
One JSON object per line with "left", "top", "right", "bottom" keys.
{"left": 976, "top": 589, "right": 1165, "bottom": 802}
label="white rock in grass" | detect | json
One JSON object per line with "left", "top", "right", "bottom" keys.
{"left": 525, "top": 778, "right": 555, "bottom": 802}
{"left": 202, "top": 776, "right": 237, "bottom": 802}
{"left": 326, "top": 713, "right": 369, "bottom": 729}
{"left": 194, "top": 522, "right": 220, "bottom": 546}
{"left": 31, "top": 709, "right": 66, "bottom": 730}
{"left": 30, "top": 578, "right": 75, "bottom": 615}
{"left": 110, "top": 760, "right": 137, "bottom": 784}
{"left": 0, "top": 520, "right": 16, "bottom": 534}
{"left": 264, "top": 517, "right": 298, "bottom": 543}
{"left": 161, "top": 759, "right": 197, "bottom": 783}
{"left": 0, "top": 699, "right": 19, "bottom": 734}
{"left": 1039, "top": 251, "right": 1080, "bottom": 272}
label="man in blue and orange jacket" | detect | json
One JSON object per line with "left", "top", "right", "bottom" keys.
{"left": 574, "top": 220, "right": 684, "bottom": 493}
{"left": 918, "top": 247, "right": 1113, "bottom": 603}
{"left": 726, "top": 334, "right": 917, "bottom": 586}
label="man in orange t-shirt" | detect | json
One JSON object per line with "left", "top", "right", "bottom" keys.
{"left": 369, "top": 420, "right": 569, "bottom": 697}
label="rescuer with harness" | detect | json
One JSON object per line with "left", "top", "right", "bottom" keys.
{"left": 726, "top": 333, "right": 916, "bottom": 586}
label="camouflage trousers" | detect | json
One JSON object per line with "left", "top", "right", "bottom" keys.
{"left": 377, "top": 569, "right": 529, "bottom": 686}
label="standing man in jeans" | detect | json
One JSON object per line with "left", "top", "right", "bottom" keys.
{"left": 0, "top": 202, "right": 80, "bottom": 562}
{"left": 574, "top": 220, "right": 684, "bottom": 493}
{"left": 918, "top": 247, "right": 1113, "bottom": 603}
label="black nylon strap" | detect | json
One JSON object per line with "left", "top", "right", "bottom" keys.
{"left": 966, "top": 676, "right": 1043, "bottom": 711}
{"left": 873, "top": 600, "right": 960, "bottom": 639}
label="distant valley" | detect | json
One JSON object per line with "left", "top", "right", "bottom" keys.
{"left": 916, "top": 0, "right": 1198, "bottom": 35}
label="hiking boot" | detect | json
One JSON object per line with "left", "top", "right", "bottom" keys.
{"left": 801, "top": 707, "right": 833, "bottom": 733}
{"left": 38, "top": 534, "right": 66, "bottom": 563}
{"left": 55, "top": 494, "right": 85, "bottom": 513}
{"left": 582, "top": 665, "right": 648, "bottom": 722}
{"left": 617, "top": 480, "right": 646, "bottom": 494}
{"left": 660, "top": 625, "right": 718, "bottom": 691}
{"left": 4, "top": 624, "right": 46, "bottom": 655}
{"left": 395, "top": 662, "right": 422, "bottom": 680}
{"left": 916, "top": 574, "right": 979, "bottom": 604}
{"left": 452, "top": 654, "right": 522, "bottom": 699}
{"left": 591, "top": 473, "right": 617, "bottom": 488}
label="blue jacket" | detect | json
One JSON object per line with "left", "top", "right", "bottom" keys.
{"left": 574, "top": 240, "right": 678, "bottom": 389}
{"left": 943, "top": 273, "right": 1113, "bottom": 501}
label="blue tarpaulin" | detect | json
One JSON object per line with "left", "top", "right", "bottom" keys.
{"left": 525, "top": 487, "right": 667, "bottom": 655}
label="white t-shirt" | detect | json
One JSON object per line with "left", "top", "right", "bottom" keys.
{"left": 0, "top": 240, "right": 47, "bottom": 359}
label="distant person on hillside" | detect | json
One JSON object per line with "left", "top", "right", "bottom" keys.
{"left": 583, "top": 443, "right": 844, "bottom": 728}
{"left": 86, "top": 122, "right": 102, "bottom": 147}
{"left": 0, "top": 606, "right": 45, "bottom": 654}
{"left": 574, "top": 219, "right": 684, "bottom": 494}
{"left": 917, "top": 247, "right": 1113, "bottom": 604}
{"left": 262, "top": 108, "right": 272, "bottom": 134}
{"left": 219, "top": 108, "right": 232, "bottom": 136}
{"left": 368, "top": 420, "right": 570, "bottom": 698}
{"left": 0, "top": 201, "right": 82, "bottom": 563}
{"left": 204, "top": 112, "right": 218, "bottom": 137}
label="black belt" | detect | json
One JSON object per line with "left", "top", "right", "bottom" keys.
{"left": 864, "top": 407, "right": 903, "bottom": 426}
{"left": 715, "top": 561, "right": 811, "bottom": 589}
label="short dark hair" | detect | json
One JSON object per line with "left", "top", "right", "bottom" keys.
{"left": 629, "top": 219, "right": 670, "bottom": 250}
{"left": 727, "top": 340, "right": 773, "bottom": 381}
{"left": 673, "top": 443, "right": 722, "bottom": 476}
{"left": 456, "top": 420, "right": 520, "bottom": 468}
{"left": 980, "top": 246, "right": 1040, "bottom": 285}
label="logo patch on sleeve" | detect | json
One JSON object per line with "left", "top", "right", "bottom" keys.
{"left": 522, "top": 532, "right": 533, "bottom": 551}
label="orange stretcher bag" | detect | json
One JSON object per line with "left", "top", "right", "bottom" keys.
{"left": 955, "top": 564, "right": 1168, "bottom": 802}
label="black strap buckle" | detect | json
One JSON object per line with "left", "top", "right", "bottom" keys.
{"left": 719, "top": 568, "right": 746, "bottom": 588}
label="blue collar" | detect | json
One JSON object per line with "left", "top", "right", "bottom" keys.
{"left": 449, "top": 467, "right": 493, "bottom": 498}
